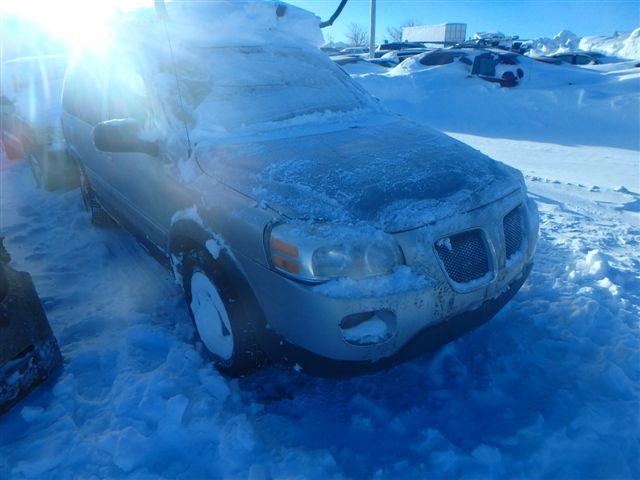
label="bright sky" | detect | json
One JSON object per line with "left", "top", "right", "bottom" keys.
{"left": 289, "top": 0, "right": 640, "bottom": 42}
{"left": 1, "top": 0, "right": 637, "bottom": 48}
{"left": 0, "top": 0, "right": 151, "bottom": 45}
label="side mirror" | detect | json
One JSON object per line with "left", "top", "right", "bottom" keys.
{"left": 93, "top": 118, "right": 158, "bottom": 156}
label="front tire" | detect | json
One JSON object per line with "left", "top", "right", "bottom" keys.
{"left": 182, "top": 249, "right": 261, "bottom": 376}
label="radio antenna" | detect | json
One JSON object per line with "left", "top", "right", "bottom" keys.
{"left": 155, "top": 0, "right": 193, "bottom": 158}
{"left": 319, "top": 0, "right": 349, "bottom": 28}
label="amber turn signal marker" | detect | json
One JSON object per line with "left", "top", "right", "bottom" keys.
{"left": 270, "top": 238, "right": 299, "bottom": 258}
{"left": 273, "top": 255, "right": 301, "bottom": 274}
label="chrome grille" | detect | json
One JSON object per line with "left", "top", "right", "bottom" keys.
{"left": 504, "top": 206, "right": 524, "bottom": 260}
{"left": 434, "top": 230, "right": 490, "bottom": 284}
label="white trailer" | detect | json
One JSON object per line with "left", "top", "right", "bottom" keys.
{"left": 402, "top": 23, "right": 467, "bottom": 46}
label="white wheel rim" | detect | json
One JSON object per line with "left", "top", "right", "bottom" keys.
{"left": 190, "top": 272, "right": 234, "bottom": 360}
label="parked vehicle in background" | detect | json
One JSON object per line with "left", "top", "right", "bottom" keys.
{"left": 62, "top": 2, "right": 538, "bottom": 376}
{"left": 455, "top": 36, "right": 527, "bottom": 54}
{"left": 381, "top": 47, "right": 431, "bottom": 64}
{"left": 340, "top": 46, "right": 369, "bottom": 55}
{"left": 414, "top": 48, "right": 527, "bottom": 87}
{"left": 549, "top": 51, "right": 601, "bottom": 65}
{"left": 528, "top": 55, "right": 563, "bottom": 65}
{"left": 320, "top": 46, "right": 341, "bottom": 56}
{"left": 0, "top": 238, "right": 62, "bottom": 414}
{"left": 368, "top": 57, "right": 399, "bottom": 68}
{"left": 374, "top": 41, "right": 425, "bottom": 58}
{"left": 1, "top": 55, "right": 77, "bottom": 190}
{"left": 331, "top": 54, "right": 391, "bottom": 74}
{"left": 532, "top": 51, "right": 626, "bottom": 67}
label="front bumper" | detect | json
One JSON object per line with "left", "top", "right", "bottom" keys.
{"left": 273, "top": 262, "right": 531, "bottom": 376}
{"left": 242, "top": 191, "right": 538, "bottom": 369}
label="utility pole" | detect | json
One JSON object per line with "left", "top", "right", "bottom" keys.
{"left": 369, "top": 0, "right": 376, "bottom": 58}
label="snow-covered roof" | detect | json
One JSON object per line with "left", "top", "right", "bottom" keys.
{"left": 116, "top": 0, "right": 324, "bottom": 50}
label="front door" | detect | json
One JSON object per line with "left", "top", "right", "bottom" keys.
{"left": 105, "top": 59, "right": 194, "bottom": 250}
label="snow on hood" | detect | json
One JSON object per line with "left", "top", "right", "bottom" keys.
{"left": 194, "top": 117, "right": 523, "bottom": 232}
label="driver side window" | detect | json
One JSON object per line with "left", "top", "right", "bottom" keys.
{"left": 108, "top": 65, "right": 151, "bottom": 124}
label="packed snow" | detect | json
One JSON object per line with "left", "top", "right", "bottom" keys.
{"left": 356, "top": 52, "right": 639, "bottom": 150}
{"left": 579, "top": 28, "right": 640, "bottom": 62}
{"left": 1, "top": 2, "right": 639, "bottom": 478}
{"left": 1, "top": 144, "right": 638, "bottom": 477}
{"left": 525, "top": 28, "right": 640, "bottom": 60}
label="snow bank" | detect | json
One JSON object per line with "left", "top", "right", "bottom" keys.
{"left": 354, "top": 51, "right": 639, "bottom": 150}
{"left": 579, "top": 28, "right": 640, "bottom": 60}
{"left": 526, "top": 29, "right": 640, "bottom": 60}
{"left": 525, "top": 30, "right": 581, "bottom": 55}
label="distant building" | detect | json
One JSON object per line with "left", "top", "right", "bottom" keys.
{"left": 402, "top": 23, "right": 467, "bottom": 47}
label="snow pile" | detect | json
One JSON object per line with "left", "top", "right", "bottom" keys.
{"left": 355, "top": 51, "right": 639, "bottom": 150}
{"left": 474, "top": 31, "right": 507, "bottom": 40}
{"left": 568, "top": 249, "right": 624, "bottom": 296}
{"left": 525, "top": 30, "right": 581, "bottom": 55}
{"left": 579, "top": 28, "right": 640, "bottom": 60}
{"left": 525, "top": 29, "right": 640, "bottom": 60}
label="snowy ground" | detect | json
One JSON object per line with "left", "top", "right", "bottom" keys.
{"left": 1, "top": 56, "right": 640, "bottom": 479}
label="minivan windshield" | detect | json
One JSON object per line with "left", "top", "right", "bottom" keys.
{"left": 162, "top": 45, "right": 372, "bottom": 132}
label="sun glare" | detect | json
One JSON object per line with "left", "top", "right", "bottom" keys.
{"left": 1, "top": 0, "right": 152, "bottom": 50}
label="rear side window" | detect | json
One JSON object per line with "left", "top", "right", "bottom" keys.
{"left": 420, "top": 52, "right": 466, "bottom": 66}
{"left": 62, "top": 56, "right": 108, "bottom": 125}
{"left": 574, "top": 55, "right": 592, "bottom": 65}
{"left": 472, "top": 54, "right": 497, "bottom": 76}
{"left": 554, "top": 54, "right": 574, "bottom": 64}
{"left": 108, "top": 66, "right": 151, "bottom": 123}
{"left": 499, "top": 54, "right": 519, "bottom": 65}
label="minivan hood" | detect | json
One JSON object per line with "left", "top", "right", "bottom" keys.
{"left": 195, "top": 119, "right": 522, "bottom": 232}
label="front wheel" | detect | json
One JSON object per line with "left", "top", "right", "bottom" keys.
{"left": 182, "top": 249, "right": 262, "bottom": 376}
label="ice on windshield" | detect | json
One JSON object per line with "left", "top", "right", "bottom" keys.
{"left": 113, "top": 1, "right": 370, "bottom": 134}
{"left": 159, "top": 45, "right": 372, "bottom": 132}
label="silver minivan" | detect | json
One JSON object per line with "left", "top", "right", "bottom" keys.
{"left": 61, "top": 2, "right": 538, "bottom": 375}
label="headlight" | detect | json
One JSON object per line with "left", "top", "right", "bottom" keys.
{"left": 268, "top": 223, "right": 405, "bottom": 282}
